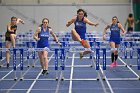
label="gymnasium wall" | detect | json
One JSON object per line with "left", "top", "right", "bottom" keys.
{"left": 0, "top": 1, "right": 131, "bottom": 34}
{"left": 1, "top": 0, "right": 130, "bottom": 5}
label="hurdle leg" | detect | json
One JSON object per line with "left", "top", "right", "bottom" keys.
{"left": 90, "top": 52, "right": 95, "bottom": 68}
{"left": 61, "top": 70, "right": 64, "bottom": 81}
{"left": 27, "top": 51, "right": 30, "bottom": 67}
{"left": 20, "top": 49, "right": 24, "bottom": 81}
{"left": 27, "top": 60, "right": 30, "bottom": 67}
{"left": 102, "top": 49, "right": 107, "bottom": 81}
{"left": 14, "top": 71, "right": 17, "bottom": 81}
{"left": 13, "top": 49, "right": 17, "bottom": 81}
{"left": 32, "top": 55, "right": 35, "bottom": 68}
{"left": 20, "top": 71, "right": 23, "bottom": 81}
{"left": 124, "top": 49, "right": 128, "bottom": 67}
{"left": 55, "top": 49, "right": 59, "bottom": 81}
{"left": 139, "top": 71, "right": 140, "bottom": 80}
{"left": 32, "top": 42, "right": 36, "bottom": 68}
{"left": 55, "top": 70, "right": 59, "bottom": 81}
{"left": 31, "top": 51, "right": 35, "bottom": 68}
{"left": 0, "top": 43, "right": 2, "bottom": 67}
{"left": 26, "top": 42, "right": 30, "bottom": 67}
{"left": 125, "top": 58, "right": 128, "bottom": 67}
{"left": 61, "top": 49, "right": 65, "bottom": 81}
{"left": 137, "top": 49, "right": 140, "bottom": 80}
{"left": 129, "top": 50, "right": 133, "bottom": 67}
{"left": 95, "top": 48, "right": 100, "bottom": 80}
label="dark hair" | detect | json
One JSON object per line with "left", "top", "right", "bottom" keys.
{"left": 11, "top": 16, "right": 17, "bottom": 21}
{"left": 42, "top": 18, "right": 49, "bottom": 24}
{"left": 84, "top": 11, "right": 87, "bottom": 17}
{"left": 112, "top": 16, "right": 117, "bottom": 19}
{"left": 128, "top": 13, "right": 133, "bottom": 17}
{"left": 112, "top": 16, "right": 119, "bottom": 23}
{"left": 77, "top": 9, "right": 87, "bottom": 17}
{"left": 39, "top": 18, "right": 51, "bottom": 28}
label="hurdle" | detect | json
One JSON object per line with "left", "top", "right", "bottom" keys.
{"left": 0, "top": 48, "right": 24, "bottom": 80}
{"left": 0, "top": 42, "right": 2, "bottom": 67}
{"left": 137, "top": 48, "right": 140, "bottom": 80}
{"left": 25, "top": 41, "right": 36, "bottom": 67}
{"left": 0, "top": 47, "right": 60, "bottom": 81}
{"left": 0, "top": 35, "right": 3, "bottom": 67}
{"left": 123, "top": 41, "right": 134, "bottom": 67}
{"left": 95, "top": 46, "right": 140, "bottom": 81}
{"left": 56, "top": 44, "right": 101, "bottom": 81}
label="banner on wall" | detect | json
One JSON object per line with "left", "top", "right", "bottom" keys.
{"left": 133, "top": 0, "right": 140, "bottom": 31}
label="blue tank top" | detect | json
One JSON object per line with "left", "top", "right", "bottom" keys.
{"left": 74, "top": 16, "right": 86, "bottom": 34}
{"left": 37, "top": 26, "right": 50, "bottom": 48}
{"left": 110, "top": 23, "right": 120, "bottom": 40}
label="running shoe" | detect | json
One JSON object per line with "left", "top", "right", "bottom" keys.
{"left": 79, "top": 52, "right": 83, "bottom": 59}
{"left": 110, "top": 62, "right": 116, "bottom": 68}
{"left": 42, "top": 70, "right": 47, "bottom": 75}
{"left": 114, "top": 61, "right": 118, "bottom": 67}
{"left": 7, "top": 63, "right": 9, "bottom": 69}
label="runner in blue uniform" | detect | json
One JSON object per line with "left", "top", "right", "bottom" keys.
{"left": 103, "top": 16, "right": 126, "bottom": 68}
{"left": 66, "top": 9, "right": 99, "bottom": 59}
{"left": 33, "top": 18, "right": 60, "bottom": 75}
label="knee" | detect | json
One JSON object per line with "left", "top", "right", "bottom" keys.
{"left": 10, "top": 34, "right": 13, "bottom": 37}
{"left": 43, "top": 54, "right": 48, "bottom": 60}
{"left": 111, "top": 48, "right": 117, "bottom": 53}
{"left": 44, "top": 56, "right": 48, "bottom": 60}
{"left": 115, "top": 51, "right": 118, "bottom": 55}
{"left": 6, "top": 50, "right": 10, "bottom": 54}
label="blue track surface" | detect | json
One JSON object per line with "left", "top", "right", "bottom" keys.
{"left": 0, "top": 49, "right": 140, "bottom": 93}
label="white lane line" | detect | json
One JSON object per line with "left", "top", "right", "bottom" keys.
{"left": 26, "top": 54, "right": 54, "bottom": 93}
{"left": 100, "top": 67, "right": 114, "bottom": 93}
{"left": 68, "top": 53, "right": 75, "bottom": 93}
{"left": 55, "top": 71, "right": 63, "bottom": 93}
{"left": 118, "top": 57, "right": 139, "bottom": 78}
{"left": 92, "top": 55, "right": 108, "bottom": 93}
{"left": 0, "top": 55, "right": 32, "bottom": 81}
{"left": 6, "top": 59, "right": 39, "bottom": 93}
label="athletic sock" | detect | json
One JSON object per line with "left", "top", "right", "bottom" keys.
{"left": 114, "top": 55, "right": 118, "bottom": 61}
{"left": 111, "top": 53, "right": 114, "bottom": 63}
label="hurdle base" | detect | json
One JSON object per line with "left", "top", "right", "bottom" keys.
{"left": 61, "top": 77, "right": 65, "bottom": 81}
{"left": 103, "top": 78, "right": 106, "bottom": 81}
{"left": 96, "top": 78, "right": 99, "bottom": 81}
{"left": 90, "top": 65, "right": 93, "bottom": 68}
{"left": 125, "top": 65, "right": 127, "bottom": 67}
{"left": 14, "top": 78, "right": 17, "bottom": 81}
{"left": 55, "top": 77, "right": 58, "bottom": 81}
{"left": 20, "top": 77, "right": 24, "bottom": 81}
{"left": 129, "top": 64, "right": 132, "bottom": 67}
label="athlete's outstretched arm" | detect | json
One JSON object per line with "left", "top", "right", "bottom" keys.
{"left": 33, "top": 27, "right": 41, "bottom": 41}
{"left": 16, "top": 18, "right": 25, "bottom": 24}
{"left": 84, "top": 17, "right": 99, "bottom": 27}
{"left": 66, "top": 16, "right": 76, "bottom": 27}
